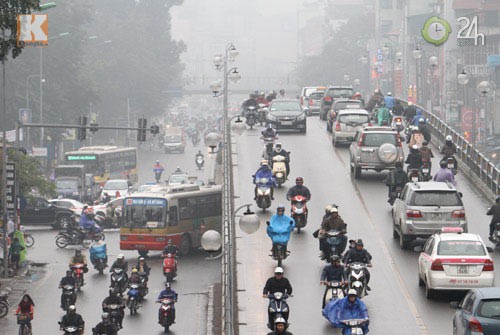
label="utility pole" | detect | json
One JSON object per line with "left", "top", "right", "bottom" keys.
{"left": 2, "top": 28, "right": 8, "bottom": 278}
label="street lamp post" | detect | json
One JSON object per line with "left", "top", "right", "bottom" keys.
{"left": 413, "top": 45, "right": 423, "bottom": 106}
{"left": 428, "top": 56, "right": 438, "bottom": 114}
{"left": 478, "top": 81, "right": 491, "bottom": 146}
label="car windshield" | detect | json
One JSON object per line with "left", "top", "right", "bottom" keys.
{"left": 56, "top": 179, "right": 78, "bottom": 189}
{"left": 309, "top": 92, "right": 323, "bottom": 100}
{"left": 302, "top": 88, "right": 317, "bottom": 97}
{"left": 362, "top": 133, "right": 396, "bottom": 146}
{"left": 104, "top": 181, "right": 128, "bottom": 190}
{"left": 411, "top": 191, "right": 462, "bottom": 206}
{"left": 334, "top": 101, "right": 362, "bottom": 110}
{"left": 478, "top": 299, "right": 500, "bottom": 319}
{"left": 326, "top": 89, "right": 354, "bottom": 98}
{"left": 270, "top": 101, "right": 301, "bottom": 112}
{"left": 165, "top": 135, "right": 181, "bottom": 143}
{"left": 339, "top": 114, "right": 369, "bottom": 124}
{"left": 437, "top": 240, "right": 486, "bottom": 256}
{"left": 124, "top": 198, "right": 167, "bottom": 228}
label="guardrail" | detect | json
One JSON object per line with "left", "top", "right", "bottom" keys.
{"left": 397, "top": 99, "right": 499, "bottom": 197}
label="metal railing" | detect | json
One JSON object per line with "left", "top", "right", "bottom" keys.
{"left": 398, "top": 99, "right": 499, "bottom": 197}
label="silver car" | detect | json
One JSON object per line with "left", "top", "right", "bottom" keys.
{"left": 392, "top": 181, "right": 467, "bottom": 249}
{"left": 332, "top": 109, "right": 370, "bottom": 147}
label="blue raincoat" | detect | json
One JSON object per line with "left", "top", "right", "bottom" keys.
{"left": 89, "top": 242, "right": 107, "bottom": 263}
{"left": 384, "top": 95, "right": 395, "bottom": 109}
{"left": 322, "top": 296, "right": 369, "bottom": 334}
{"left": 79, "top": 214, "right": 99, "bottom": 232}
{"left": 411, "top": 109, "right": 424, "bottom": 126}
{"left": 253, "top": 167, "right": 276, "bottom": 188}
{"left": 267, "top": 213, "right": 295, "bottom": 245}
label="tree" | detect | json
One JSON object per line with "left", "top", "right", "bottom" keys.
{"left": 0, "top": 0, "right": 41, "bottom": 62}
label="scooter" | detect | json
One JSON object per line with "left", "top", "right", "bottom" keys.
{"left": 322, "top": 281, "right": 345, "bottom": 308}
{"left": 70, "top": 264, "right": 85, "bottom": 291}
{"left": 58, "top": 324, "right": 82, "bottom": 335}
{"left": 258, "top": 105, "right": 268, "bottom": 126}
{"left": 127, "top": 283, "right": 141, "bottom": 315}
{"left": 60, "top": 285, "right": 76, "bottom": 312}
{"left": 255, "top": 178, "right": 272, "bottom": 212}
{"left": 195, "top": 155, "right": 204, "bottom": 170}
{"left": 104, "top": 303, "right": 123, "bottom": 330}
{"left": 157, "top": 298, "right": 175, "bottom": 333}
{"left": 490, "top": 222, "right": 500, "bottom": 250}
{"left": 347, "top": 263, "right": 369, "bottom": 298}
{"left": 155, "top": 171, "right": 163, "bottom": 183}
{"left": 420, "top": 163, "right": 431, "bottom": 181}
{"left": 270, "top": 242, "right": 289, "bottom": 267}
{"left": 246, "top": 106, "right": 257, "bottom": 129}
{"left": 340, "top": 318, "right": 369, "bottom": 335}
{"left": 447, "top": 156, "right": 457, "bottom": 175}
{"left": 261, "top": 136, "right": 277, "bottom": 161}
{"left": 0, "top": 288, "right": 10, "bottom": 319}
{"left": 163, "top": 253, "right": 178, "bottom": 284}
{"left": 392, "top": 116, "right": 404, "bottom": 133}
{"left": 267, "top": 292, "right": 290, "bottom": 331}
{"left": 110, "top": 268, "right": 128, "bottom": 296}
{"left": 407, "top": 168, "right": 420, "bottom": 183}
{"left": 323, "top": 230, "right": 346, "bottom": 261}
{"left": 291, "top": 195, "right": 308, "bottom": 233}
{"left": 272, "top": 154, "right": 289, "bottom": 188}
{"left": 89, "top": 242, "right": 107, "bottom": 275}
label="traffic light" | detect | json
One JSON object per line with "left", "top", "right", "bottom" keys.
{"left": 137, "top": 118, "right": 147, "bottom": 142}
{"left": 77, "top": 116, "right": 88, "bottom": 141}
{"left": 89, "top": 123, "right": 99, "bottom": 133}
{"left": 150, "top": 124, "right": 159, "bottom": 135}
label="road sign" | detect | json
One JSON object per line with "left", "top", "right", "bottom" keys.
{"left": 5, "top": 162, "right": 16, "bottom": 214}
{"left": 19, "top": 108, "right": 32, "bottom": 123}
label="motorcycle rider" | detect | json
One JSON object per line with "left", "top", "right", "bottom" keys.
{"left": 324, "top": 289, "right": 369, "bottom": 334}
{"left": 403, "top": 101, "right": 417, "bottom": 123}
{"left": 101, "top": 192, "right": 111, "bottom": 204}
{"left": 487, "top": 196, "right": 500, "bottom": 241}
{"left": 320, "top": 255, "right": 347, "bottom": 308}
{"left": 92, "top": 313, "right": 118, "bottom": 335}
{"left": 408, "top": 127, "right": 424, "bottom": 148}
{"left": 253, "top": 161, "right": 276, "bottom": 200}
{"left": 102, "top": 289, "right": 125, "bottom": 329}
{"left": 318, "top": 207, "right": 347, "bottom": 260}
{"left": 267, "top": 317, "right": 293, "bottom": 335}
{"left": 59, "top": 270, "right": 77, "bottom": 309}
{"left": 153, "top": 160, "right": 165, "bottom": 180}
{"left": 440, "top": 135, "right": 458, "bottom": 171}
{"left": 70, "top": 249, "right": 88, "bottom": 277}
{"left": 286, "top": 177, "right": 311, "bottom": 202}
{"left": 384, "top": 92, "right": 395, "bottom": 110}
{"left": 242, "top": 93, "right": 259, "bottom": 112}
{"left": 271, "top": 143, "right": 290, "bottom": 178}
{"left": 79, "top": 207, "right": 100, "bottom": 234}
{"left": 343, "top": 239, "right": 372, "bottom": 291}
{"left": 157, "top": 282, "right": 178, "bottom": 324}
{"left": 419, "top": 141, "right": 434, "bottom": 172}
{"left": 256, "top": 91, "right": 269, "bottom": 105}
{"left": 110, "top": 254, "right": 129, "bottom": 286}
{"left": 267, "top": 205, "right": 295, "bottom": 253}
{"left": 384, "top": 162, "right": 409, "bottom": 203}
{"left": 405, "top": 145, "right": 423, "bottom": 173}
{"left": 279, "top": 89, "right": 286, "bottom": 99}
{"left": 195, "top": 150, "right": 204, "bottom": 167}
{"left": 365, "top": 89, "right": 384, "bottom": 112}
{"left": 433, "top": 160, "right": 456, "bottom": 185}
{"left": 262, "top": 123, "right": 278, "bottom": 139}
{"left": 162, "top": 239, "right": 179, "bottom": 257}
{"left": 266, "top": 90, "right": 277, "bottom": 102}
{"left": 376, "top": 100, "right": 391, "bottom": 126}
{"left": 135, "top": 257, "right": 151, "bottom": 276}
{"left": 59, "top": 305, "right": 85, "bottom": 334}
{"left": 263, "top": 267, "right": 293, "bottom": 327}
{"left": 418, "top": 118, "right": 431, "bottom": 143}
{"left": 391, "top": 100, "right": 404, "bottom": 117}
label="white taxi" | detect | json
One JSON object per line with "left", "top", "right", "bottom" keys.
{"left": 418, "top": 227, "right": 494, "bottom": 299}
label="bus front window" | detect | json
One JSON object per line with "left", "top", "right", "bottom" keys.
{"left": 124, "top": 198, "right": 167, "bottom": 228}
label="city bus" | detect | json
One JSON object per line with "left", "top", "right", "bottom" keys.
{"left": 120, "top": 184, "right": 222, "bottom": 257}
{"left": 64, "top": 146, "right": 138, "bottom": 186}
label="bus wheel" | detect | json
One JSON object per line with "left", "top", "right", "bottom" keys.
{"left": 179, "top": 235, "right": 191, "bottom": 256}
{"left": 138, "top": 250, "right": 149, "bottom": 258}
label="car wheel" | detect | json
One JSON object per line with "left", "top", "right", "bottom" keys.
{"left": 418, "top": 272, "right": 424, "bottom": 287}
{"left": 425, "top": 278, "right": 435, "bottom": 299}
{"left": 452, "top": 321, "right": 458, "bottom": 335}
{"left": 332, "top": 136, "right": 338, "bottom": 147}
{"left": 179, "top": 234, "right": 192, "bottom": 256}
{"left": 300, "top": 127, "right": 306, "bottom": 134}
{"left": 399, "top": 232, "right": 411, "bottom": 250}
{"left": 354, "top": 166, "right": 361, "bottom": 179}
{"left": 56, "top": 215, "right": 71, "bottom": 229}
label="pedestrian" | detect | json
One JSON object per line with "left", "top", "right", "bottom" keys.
{"left": 9, "top": 237, "right": 25, "bottom": 271}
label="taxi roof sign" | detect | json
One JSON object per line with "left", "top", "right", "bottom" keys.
{"left": 441, "top": 227, "right": 463, "bottom": 234}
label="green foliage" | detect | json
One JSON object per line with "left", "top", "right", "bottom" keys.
{"left": 8, "top": 149, "right": 55, "bottom": 197}
{"left": 0, "top": 0, "right": 41, "bottom": 62}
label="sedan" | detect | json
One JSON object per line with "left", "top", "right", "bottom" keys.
{"left": 266, "top": 100, "right": 306, "bottom": 133}
{"left": 49, "top": 198, "right": 85, "bottom": 215}
{"left": 451, "top": 287, "right": 500, "bottom": 335}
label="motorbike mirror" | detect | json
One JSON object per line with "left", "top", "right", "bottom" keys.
{"left": 413, "top": 245, "right": 423, "bottom": 252}
{"left": 266, "top": 221, "right": 270, "bottom": 226}
{"left": 458, "top": 192, "right": 463, "bottom": 198}
{"left": 449, "top": 301, "right": 460, "bottom": 309}
{"left": 487, "top": 246, "right": 494, "bottom": 253}
{"left": 289, "top": 221, "right": 294, "bottom": 225}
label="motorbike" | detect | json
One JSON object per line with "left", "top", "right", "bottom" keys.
{"left": 155, "top": 170, "right": 163, "bottom": 183}
{"left": 163, "top": 254, "right": 178, "bottom": 284}
{"left": 392, "top": 116, "right": 404, "bottom": 133}
{"left": 272, "top": 154, "right": 288, "bottom": 188}
{"left": 60, "top": 285, "right": 76, "bottom": 311}
{"left": 195, "top": 155, "right": 204, "bottom": 170}
{"left": 388, "top": 186, "right": 403, "bottom": 206}
{"left": 70, "top": 264, "right": 85, "bottom": 291}
{"left": 267, "top": 292, "right": 290, "bottom": 331}
{"left": 340, "top": 318, "right": 369, "bottom": 335}
{"left": 261, "top": 136, "right": 277, "bottom": 161}
{"left": 89, "top": 242, "right": 107, "bottom": 275}
{"left": 246, "top": 106, "right": 257, "bottom": 129}
{"left": 270, "top": 243, "right": 289, "bottom": 267}
{"left": 104, "top": 303, "right": 123, "bottom": 330}
{"left": 323, "top": 230, "right": 346, "bottom": 261}
{"left": 347, "top": 263, "right": 369, "bottom": 298}
{"left": 258, "top": 105, "right": 268, "bottom": 126}
{"left": 323, "top": 281, "right": 345, "bottom": 308}
{"left": 0, "top": 287, "right": 10, "bottom": 318}
{"left": 127, "top": 283, "right": 141, "bottom": 315}
{"left": 55, "top": 226, "right": 105, "bottom": 249}
{"left": 291, "top": 195, "right": 308, "bottom": 233}
{"left": 255, "top": 177, "right": 272, "bottom": 212}
{"left": 157, "top": 298, "right": 175, "bottom": 333}
{"left": 420, "top": 163, "right": 431, "bottom": 181}
{"left": 58, "top": 323, "right": 81, "bottom": 335}
{"left": 191, "top": 136, "right": 200, "bottom": 146}
{"left": 407, "top": 168, "right": 420, "bottom": 183}
{"left": 490, "top": 222, "right": 500, "bottom": 250}
{"left": 447, "top": 156, "right": 457, "bottom": 175}
{"left": 110, "top": 268, "right": 128, "bottom": 296}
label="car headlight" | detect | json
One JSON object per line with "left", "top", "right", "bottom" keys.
{"left": 296, "top": 113, "right": 306, "bottom": 121}
{"left": 267, "top": 114, "right": 277, "bottom": 121}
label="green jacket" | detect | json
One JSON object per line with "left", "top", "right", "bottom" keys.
{"left": 377, "top": 107, "right": 391, "bottom": 126}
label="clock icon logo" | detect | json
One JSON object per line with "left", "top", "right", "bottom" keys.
{"left": 421, "top": 16, "right": 452, "bottom": 46}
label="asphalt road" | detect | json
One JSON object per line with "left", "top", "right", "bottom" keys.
{"left": 234, "top": 116, "right": 499, "bottom": 335}
{"left": 0, "top": 140, "right": 221, "bottom": 335}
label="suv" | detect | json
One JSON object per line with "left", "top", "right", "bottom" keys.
{"left": 319, "top": 86, "right": 355, "bottom": 120}
{"left": 327, "top": 99, "right": 364, "bottom": 132}
{"left": 332, "top": 109, "right": 370, "bottom": 147}
{"left": 21, "top": 196, "right": 74, "bottom": 229}
{"left": 349, "top": 126, "right": 404, "bottom": 178}
{"left": 305, "top": 91, "right": 324, "bottom": 115}
{"left": 392, "top": 181, "right": 467, "bottom": 249}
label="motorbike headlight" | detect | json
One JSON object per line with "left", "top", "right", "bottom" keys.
{"left": 269, "top": 307, "right": 275, "bottom": 312}
{"left": 283, "top": 307, "right": 289, "bottom": 312}
{"left": 257, "top": 188, "right": 264, "bottom": 195}
{"left": 264, "top": 189, "right": 271, "bottom": 195}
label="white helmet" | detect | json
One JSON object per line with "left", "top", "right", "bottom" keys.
{"left": 446, "top": 135, "right": 452, "bottom": 141}
{"left": 274, "top": 267, "right": 284, "bottom": 274}
{"left": 325, "top": 205, "right": 333, "bottom": 213}
{"left": 329, "top": 207, "right": 338, "bottom": 213}
{"left": 387, "top": 92, "right": 392, "bottom": 96}
{"left": 347, "top": 289, "right": 357, "bottom": 296}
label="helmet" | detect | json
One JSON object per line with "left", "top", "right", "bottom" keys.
{"left": 167, "top": 239, "right": 173, "bottom": 245}
{"left": 329, "top": 207, "right": 338, "bottom": 213}
{"left": 277, "top": 204, "right": 285, "bottom": 212}
{"left": 132, "top": 268, "right": 138, "bottom": 273}
{"left": 355, "top": 239, "right": 364, "bottom": 247}
{"left": 330, "top": 255, "right": 340, "bottom": 262}
{"left": 496, "top": 196, "right": 500, "bottom": 203}
{"left": 387, "top": 92, "right": 392, "bottom": 96}
{"left": 66, "top": 270, "right": 72, "bottom": 276}
{"left": 109, "top": 288, "right": 117, "bottom": 295}
{"left": 165, "top": 282, "right": 171, "bottom": 289}
{"left": 249, "top": 93, "right": 255, "bottom": 99}
{"left": 411, "top": 145, "right": 419, "bottom": 151}
{"left": 440, "top": 160, "right": 447, "bottom": 168}
{"left": 267, "top": 124, "right": 273, "bottom": 129}
{"left": 347, "top": 289, "right": 357, "bottom": 296}
{"left": 422, "top": 141, "right": 428, "bottom": 146}
{"left": 85, "top": 207, "right": 94, "bottom": 215}
{"left": 419, "top": 117, "right": 425, "bottom": 124}
{"left": 274, "top": 317, "right": 287, "bottom": 325}
{"left": 117, "top": 254, "right": 124, "bottom": 259}
{"left": 274, "top": 267, "right": 284, "bottom": 274}
{"left": 68, "top": 305, "right": 76, "bottom": 313}
{"left": 295, "top": 176, "right": 304, "bottom": 185}
{"left": 446, "top": 135, "right": 452, "bottom": 141}
{"left": 101, "top": 312, "right": 109, "bottom": 320}
{"left": 139, "top": 257, "right": 145, "bottom": 261}
{"left": 268, "top": 90, "right": 274, "bottom": 95}
{"left": 325, "top": 205, "right": 333, "bottom": 213}
{"left": 75, "top": 249, "right": 81, "bottom": 256}
{"left": 260, "top": 91, "right": 265, "bottom": 96}
{"left": 275, "top": 143, "right": 282, "bottom": 149}
{"left": 260, "top": 160, "right": 269, "bottom": 167}
{"left": 408, "top": 102, "right": 413, "bottom": 106}
{"left": 374, "top": 89, "right": 380, "bottom": 94}
{"left": 280, "top": 89, "right": 285, "bottom": 95}
{"left": 156, "top": 160, "right": 160, "bottom": 163}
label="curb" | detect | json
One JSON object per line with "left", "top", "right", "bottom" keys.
{"left": 206, "top": 285, "right": 214, "bottom": 335}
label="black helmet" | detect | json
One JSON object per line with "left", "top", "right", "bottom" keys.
{"left": 295, "top": 176, "right": 304, "bottom": 184}
{"left": 440, "top": 160, "right": 447, "bottom": 168}
{"left": 355, "top": 239, "right": 364, "bottom": 247}
{"left": 330, "top": 255, "right": 340, "bottom": 263}
{"left": 496, "top": 196, "right": 500, "bottom": 203}
{"left": 75, "top": 249, "right": 81, "bottom": 256}
{"left": 277, "top": 204, "right": 285, "bottom": 212}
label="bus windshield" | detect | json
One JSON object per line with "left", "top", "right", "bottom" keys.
{"left": 124, "top": 198, "right": 167, "bottom": 228}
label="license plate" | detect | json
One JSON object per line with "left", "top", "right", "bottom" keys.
{"left": 431, "top": 213, "right": 441, "bottom": 220}
{"left": 134, "top": 244, "right": 146, "bottom": 248}
{"left": 457, "top": 265, "right": 469, "bottom": 274}
{"left": 281, "top": 121, "right": 293, "bottom": 126}
{"left": 422, "top": 168, "right": 429, "bottom": 173}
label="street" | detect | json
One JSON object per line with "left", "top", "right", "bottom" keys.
{"left": 0, "top": 141, "right": 221, "bottom": 334}
{"left": 234, "top": 116, "right": 497, "bottom": 335}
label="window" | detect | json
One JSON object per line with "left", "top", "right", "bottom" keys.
{"left": 338, "top": 114, "right": 369, "bottom": 124}
{"left": 326, "top": 88, "right": 354, "bottom": 99}
{"left": 178, "top": 194, "right": 222, "bottom": 221}
{"left": 123, "top": 198, "right": 167, "bottom": 228}
{"left": 462, "top": 292, "right": 476, "bottom": 313}
{"left": 437, "top": 241, "right": 486, "bottom": 256}
{"left": 478, "top": 299, "right": 500, "bottom": 319}
{"left": 423, "top": 237, "right": 434, "bottom": 255}
{"left": 362, "top": 133, "right": 397, "bottom": 146}
{"left": 411, "top": 191, "right": 462, "bottom": 206}
{"left": 270, "top": 101, "right": 302, "bottom": 112}
{"left": 169, "top": 206, "right": 178, "bottom": 226}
